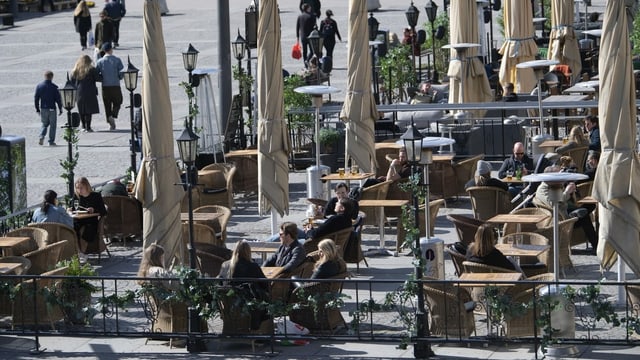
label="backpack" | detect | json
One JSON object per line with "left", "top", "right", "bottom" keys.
{"left": 320, "top": 20, "right": 335, "bottom": 39}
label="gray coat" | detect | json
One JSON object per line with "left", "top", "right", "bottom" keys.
{"left": 72, "top": 67, "right": 101, "bottom": 115}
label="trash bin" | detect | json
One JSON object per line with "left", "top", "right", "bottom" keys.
{"left": 420, "top": 237, "right": 444, "bottom": 280}
{"left": 306, "top": 165, "right": 330, "bottom": 200}
{"left": 531, "top": 133, "right": 553, "bottom": 156}
{"left": 539, "top": 284, "right": 575, "bottom": 338}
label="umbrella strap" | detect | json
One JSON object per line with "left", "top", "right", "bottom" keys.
{"left": 504, "top": 36, "right": 535, "bottom": 42}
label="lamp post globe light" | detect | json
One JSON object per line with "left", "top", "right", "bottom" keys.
{"left": 425, "top": 0, "right": 438, "bottom": 82}
{"left": 175, "top": 125, "right": 201, "bottom": 353}
{"left": 368, "top": 12, "right": 381, "bottom": 104}
{"left": 122, "top": 56, "right": 139, "bottom": 179}
{"left": 59, "top": 74, "right": 78, "bottom": 199}
{"left": 232, "top": 30, "right": 247, "bottom": 149}
{"left": 405, "top": 2, "right": 420, "bottom": 85}
{"left": 400, "top": 122, "right": 435, "bottom": 359}
{"left": 182, "top": 43, "right": 199, "bottom": 131}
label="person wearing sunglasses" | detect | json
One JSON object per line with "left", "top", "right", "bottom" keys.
{"left": 497, "top": 142, "right": 534, "bottom": 197}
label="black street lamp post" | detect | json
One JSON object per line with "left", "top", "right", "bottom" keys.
{"left": 368, "top": 12, "right": 380, "bottom": 104}
{"left": 401, "top": 122, "right": 434, "bottom": 359}
{"left": 176, "top": 125, "right": 200, "bottom": 353}
{"left": 122, "top": 56, "right": 139, "bottom": 179}
{"left": 307, "top": 27, "right": 323, "bottom": 85}
{"left": 405, "top": 2, "right": 420, "bottom": 85}
{"left": 232, "top": 30, "right": 247, "bottom": 149}
{"left": 425, "top": 0, "right": 438, "bottom": 82}
{"left": 59, "top": 74, "right": 78, "bottom": 200}
{"left": 182, "top": 43, "right": 199, "bottom": 131}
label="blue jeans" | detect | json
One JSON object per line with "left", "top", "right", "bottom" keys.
{"left": 39, "top": 109, "right": 57, "bottom": 144}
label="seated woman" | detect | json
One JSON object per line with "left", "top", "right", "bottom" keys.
{"left": 219, "top": 240, "right": 268, "bottom": 288}
{"left": 31, "top": 189, "right": 73, "bottom": 228}
{"left": 72, "top": 177, "right": 107, "bottom": 246}
{"left": 310, "top": 239, "right": 347, "bottom": 279}
{"left": 556, "top": 125, "right": 589, "bottom": 155}
{"left": 137, "top": 243, "right": 179, "bottom": 289}
{"left": 464, "top": 160, "right": 508, "bottom": 192}
{"left": 466, "top": 224, "right": 523, "bottom": 274}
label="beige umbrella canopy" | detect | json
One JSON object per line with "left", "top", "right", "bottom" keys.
{"left": 498, "top": 0, "right": 538, "bottom": 93}
{"left": 447, "top": 0, "right": 492, "bottom": 114}
{"left": 257, "top": 0, "right": 290, "bottom": 217}
{"left": 547, "top": 0, "right": 581, "bottom": 84}
{"left": 592, "top": 0, "right": 640, "bottom": 276}
{"left": 339, "top": 0, "right": 377, "bottom": 174}
{"left": 134, "top": 0, "right": 185, "bottom": 264}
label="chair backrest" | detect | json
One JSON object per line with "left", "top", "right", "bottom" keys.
{"left": 101, "top": 195, "right": 143, "bottom": 239}
{"left": 444, "top": 244, "right": 466, "bottom": 277}
{"left": 193, "top": 205, "right": 232, "bottom": 244}
{"left": 303, "top": 226, "right": 353, "bottom": 256}
{"left": 0, "top": 256, "right": 32, "bottom": 275}
{"left": 627, "top": 284, "right": 640, "bottom": 317}
{"left": 446, "top": 214, "right": 485, "bottom": 246}
{"left": 502, "top": 232, "right": 551, "bottom": 267}
{"left": 5, "top": 227, "right": 49, "bottom": 253}
{"left": 199, "top": 163, "right": 237, "bottom": 208}
{"left": 503, "top": 207, "right": 552, "bottom": 235}
{"left": 344, "top": 212, "right": 366, "bottom": 264}
{"left": 226, "top": 155, "right": 258, "bottom": 193}
{"left": 462, "top": 260, "right": 518, "bottom": 274}
{"left": 533, "top": 217, "right": 578, "bottom": 273}
{"left": 466, "top": 186, "right": 513, "bottom": 221}
{"left": 423, "top": 281, "right": 475, "bottom": 337}
{"left": 23, "top": 240, "right": 68, "bottom": 275}
{"left": 453, "top": 154, "right": 485, "bottom": 196}
{"left": 12, "top": 266, "right": 68, "bottom": 329}
{"left": 564, "top": 145, "right": 589, "bottom": 173}
{"left": 28, "top": 222, "right": 78, "bottom": 261}
{"left": 195, "top": 249, "right": 226, "bottom": 277}
{"left": 182, "top": 223, "right": 221, "bottom": 248}
{"left": 385, "top": 178, "right": 411, "bottom": 218}
{"left": 360, "top": 179, "right": 392, "bottom": 226}
{"left": 576, "top": 181, "right": 593, "bottom": 200}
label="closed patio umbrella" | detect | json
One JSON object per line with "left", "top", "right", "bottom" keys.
{"left": 548, "top": 0, "right": 581, "bottom": 84}
{"left": 134, "top": 0, "right": 185, "bottom": 263}
{"left": 592, "top": 0, "right": 640, "bottom": 276}
{"left": 447, "top": 0, "right": 493, "bottom": 114}
{"left": 339, "top": 0, "right": 377, "bottom": 173}
{"left": 257, "top": 0, "right": 290, "bottom": 217}
{"left": 498, "top": 0, "right": 538, "bottom": 93}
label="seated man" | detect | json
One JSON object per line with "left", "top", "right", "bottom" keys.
{"left": 584, "top": 115, "right": 601, "bottom": 152}
{"left": 532, "top": 165, "right": 597, "bottom": 252}
{"left": 101, "top": 178, "right": 128, "bottom": 197}
{"left": 325, "top": 182, "right": 359, "bottom": 220}
{"left": 410, "top": 81, "right": 438, "bottom": 104}
{"left": 584, "top": 150, "right": 599, "bottom": 180}
{"left": 363, "top": 147, "right": 412, "bottom": 188}
{"left": 502, "top": 82, "right": 518, "bottom": 102}
{"left": 498, "top": 142, "right": 534, "bottom": 197}
{"left": 263, "top": 222, "right": 307, "bottom": 277}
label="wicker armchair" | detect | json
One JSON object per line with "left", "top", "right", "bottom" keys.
{"left": 225, "top": 154, "right": 258, "bottom": 194}
{"left": 28, "top": 222, "right": 78, "bottom": 261}
{"left": 23, "top": 240, "right": 67, "bottom": 275}
{"left": 195, "top": 249, "right": 227, "bottom": 277}
{"left": 423, "top": 280, "right": 476, "bottom": 338}
{"left": 533, "top": 217, "right": 578, "bottom": 276}
{"left": 467, "top": 186, "right": 513, "bottom": 221}
{"left": 360, "top": 179, "right": 392, "bottom": 227}
{"left": 101, "top": 195, "right": 143, "bottom": 245}
{"left": 502, "top": 207, "right": 552, "bottom": 236}
{"left": 0, "top": 256, "right": 32, "bottom": 316}
{"left": 289, "top": 272, "right": 348, "bottom": 334}
{"left": 396, "top": 199, "right": 446, "bottom": 253}
{"left": 4, "top": 227, "right": 49, "bottom": 255}
{"left": 453, "top": 154, "right": 484, "bottom": 196}
{"left": 78, "top": 215, "right": 111, "bottom": 261}
{"left": 182, "top": 223, "right": 221, "bottom": 248}
{"left": 444, "top": 244, "right": 466, "bottom": 277}
{"left": 626, "top": 284, "right": 640, "bottom": 317}
{"left": 502, "top": 273, "right": 556, "bottom": 337}
{"left": 462, "top": 261, "right": 521, "bottom": 304}
{"left": 12, "top": 266, "right": 68, "bottom": 330}
{"left": 343, "top": 212, "right": 368, "bottom": 271}
{"left": 193, "top": 205, "right": 231, "bottom": 245}
{"left": 446, "top": 214, "right": 485, "bottom": 246}
{"left": 501, "top": 232, "right": 551, "bottom": 277}
{"left": 198, "top": 163, "right": 237, "bottom": 208}
{"left": 303, "top": 226, "right": 353, "bottom": 256}
{"left": 385, "top": 177, "right": 411, "bottom": 218}
{"left": 563, "top": 145, "right": 589, "bottom": 173}
{"left": 217, "top": 284, "right": 273, "bottom": 351}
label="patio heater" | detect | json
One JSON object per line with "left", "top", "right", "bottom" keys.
{"left": 307, "top": 26, "right": 324, "bottom": 85}
{"left": 182, "top": 43, "right": 199, "bottom": 131}
{"left": 424, "top": 0, "right": 438, "bottom": 82}
{"left": 405, "top": 2, "right": 420, "bottom": 85}
{"left": 122, "top": 56, "right": 139, "bottom": 179}
{"left": 399, "top": 122, "right": 435, "bottom": 359}
{"left": 368, "top": 12, "right": 381, "bottom": 104}
{"left": 175, "top": 125, "right": 201, "bottom": 353}
{"left": 59, "top": 74, "right": 78, "bottom": 200}
{"left": 232, "top": 30, "right": 247, "bottom": 148}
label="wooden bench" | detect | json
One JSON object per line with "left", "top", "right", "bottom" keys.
{"left": 0, "top": 13, "right": 13, "bottom": 27}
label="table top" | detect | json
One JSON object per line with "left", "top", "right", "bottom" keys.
{"left": 0, "top": 262, "right": 22, "bottom": 275}
{"left": 539, "top": 140, "right": 566, "bottom": 149}
{"left": 0, "top": 236, "right": 30, "bottom": 247}
{"left": 262, "top": 266, "right": 284, "bottom": 279}
{"left": 226, "top": 149, "right": 258, "bottom": 157}
{"left": 71, "top": 212, "right": 100, "bottom": 220}
{"left": 322, "top": 172, "right": 375, "bottom": 181}
{"left": 495, "top": 243, "right": 551, "bottom": 257}
{"left": 563, "top": 85, "right": 598, "bottom": 95}
{"left": 359, "top": 199, "right": 410, "bottom": 207}
{"left": 375, "top": 142, "right": 402, "bottom": 150}
{"left": 458, "top": 272, "right": 522, "bottom": 285}
{"left": 487, "top": 213, "right": 549, "bottom": 225}
{"left": 542, "top": 94, "right": 589, "bottom": 102}
{"left": 180, "top": 212, "right": 222, "bottom": 222}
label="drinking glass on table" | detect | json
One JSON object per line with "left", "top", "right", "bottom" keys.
{"left": 338, "top": 168, "right": 345, "bottom": 177}
{"left": 73, "top": 200, "right": 79, "bottom": 212}
{"left": 506, "top": 170, "right": 514, "bottom": 181}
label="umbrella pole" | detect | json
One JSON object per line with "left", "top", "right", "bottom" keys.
{"left": 551, "top": 189, "right": 560, "bottom": 282}
{"left": 313, "top": 95, "right": 322, "bottom": 168}
{"left": 270, "top": 209, "right": 278, "bottom": 236}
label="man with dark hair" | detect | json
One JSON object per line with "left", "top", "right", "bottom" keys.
{"left": 306, "top": 198, "right": 354, "bottom": 240}
{"left": 325, "top": 182, "right": 359, "bottom": 219}
{"left": 299, "top": 0, "right": 321, "bottom": 18}
{"left": 263, "top": 222, "right": 307, "bottom": 274}
{"left": 103, "top": 0, "right": 125, "bottom": 47}
{"left": 34, "top": 70, "right": 62, "bottom": 146}
{"left": 585, "top": 151, "right": 600, "bottom": 180}
{"left": 584, "top": 115, "right": 601, "bottom": 152}
{"left": 296, "top": 3, "right": 317, "bottom": 64}
{"left": 96, "top": 42, "right": 124, "bottom": 130}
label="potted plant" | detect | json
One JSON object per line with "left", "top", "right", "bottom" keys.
{"left": 283, "top": 74, "right": 314, "bottom": 163}
{"left": 45, "top": 256, "right": 99, "bottom": 325}
{"left": 319, "top": 127, "right": 340, "bottom": 154}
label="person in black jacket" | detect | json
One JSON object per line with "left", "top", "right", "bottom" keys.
{"left": 73, "top": 1, "right": 92, "bottom": 50}
{"left": 306, "top": 198, "right": 354, "bottom": 240}
{"left": 466, "top": 224, "right": 523, "bottom": 274}
{"left": 319, "top": 9, "right": 341, "bottom": 57}
{"left": 296, "top": 3, "right": 317, "bottom": 63}
{"left": 464, "top": 160, "right": 508, "bottom": 192}
{"left": 72, "top": 177, "right": 108, "bottom": 245}
{"left": 325, "top": 182, "right": 359, "bottom": 220}
{"left": 310, "top": 239, "right": 346, "bottom": 279}
{"left": 498, "top": 142, "right": 534, "bottom": 197}
{"left": 263, "top": 222, "right": 307, "bottom": 277}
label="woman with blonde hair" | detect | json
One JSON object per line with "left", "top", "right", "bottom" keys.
{"left": 70, "top": 54, "right": 101, "bottom": 132}
{"left": 73, "top": 1, "right": 92, "bottom": 50}
{"left": 311, "top": 239, "right": 346, "bottom": 279}
{"left": 72, "top": 177, "right": 107, "bottom": 246}
{"left": 557, "top": 125, "right": 588, "bottom": 154}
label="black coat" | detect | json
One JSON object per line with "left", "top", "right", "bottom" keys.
{"left": 74, "top": 15, "right": 92, "bottom": 34}
{"left": 72, "top": 67, "right": 101, "bottom": 115}
{"left": 307, "top": 212, "right": 352, "bottom": 240}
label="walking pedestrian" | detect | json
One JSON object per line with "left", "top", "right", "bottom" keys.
{"left": 95, "top": 42, "right": 123, "bottom": 131}
{"left": 94, "top": 10, "right": 115, "bottom": 59}
{"left": 73, "top": 1, "right": 92, "bottom": 51}
{"left": 33, "top": 70, "right": 62, "bottom": 146}
{"left": 320, "top": 9, "right": 341, "bottom": 58}
{"left": 103, "top": 0, "right": 125, "bottom": 48}
{"left": 71, "top": 55, "right": 101, "bottom": 132}
{"left": 299, "top": 0, "right": 321, "bottom": 18}
{"left": 296, "top": 3, "right": 317, "bottom": 64}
